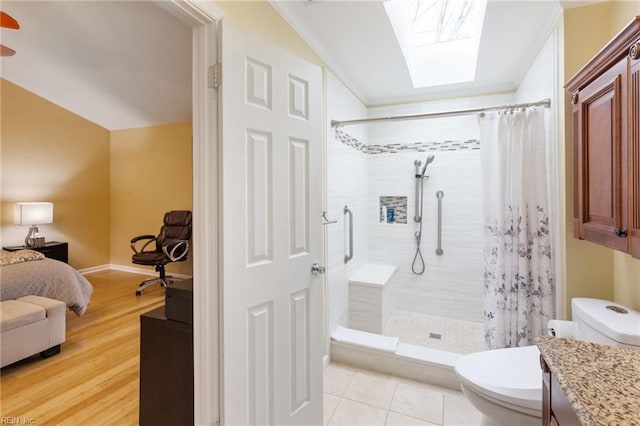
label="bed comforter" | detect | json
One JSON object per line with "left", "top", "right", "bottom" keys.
{"left": 0, "top": 251, "right": 93, "bottom": 316}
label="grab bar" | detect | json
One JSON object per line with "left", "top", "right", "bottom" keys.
{"left": 436, "top": 191, "right": 444, "bottom": 255}
{"left": 344, "top": 205, "right": 353, "bottom": 263}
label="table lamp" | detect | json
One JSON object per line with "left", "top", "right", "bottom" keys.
{"left": 14, "top": 202, "right": 54, "bottom": 247}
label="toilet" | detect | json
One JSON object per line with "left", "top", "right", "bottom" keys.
{"left": 455, "top": 298, "right": 640, "bottom": 426}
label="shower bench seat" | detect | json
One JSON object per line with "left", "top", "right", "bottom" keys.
{"left": 348, "top": 264, "right": 396, "bottom": 334}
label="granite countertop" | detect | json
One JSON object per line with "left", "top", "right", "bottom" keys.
{"left": 537, "top": 336, "right": 640, "bottom": 426}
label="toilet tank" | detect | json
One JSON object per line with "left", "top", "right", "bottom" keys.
{"left": 572, "top": 298, "right": 640, "bottom": 349}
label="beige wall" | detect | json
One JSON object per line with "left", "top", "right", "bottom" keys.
{"left": 109, "top": 123, "right": 193, "bottom": 276}
{"left": 1, "top": 79, "right": 193, "bottom": 275}
{"left": 562, "top": 1, "right": 640, "bottom": 312}
{"left": 215, "top": 0, "right": 323, "bottom": 66}
{"left": 1, "top": 79, "right": 111, "bottom": 269}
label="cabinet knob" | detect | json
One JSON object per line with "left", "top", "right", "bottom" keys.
{"left": 571, "top": 93, "right": 578, "bottom": 105}
{"left": 630, "top": 43, "right": 640, "bottom": 60}
{"left": 614, "top": 227, "right": 628, "bottom": 238}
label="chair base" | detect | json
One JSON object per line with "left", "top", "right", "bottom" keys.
{"left": 135, "top": 275, "right": 185, "bottom": 296}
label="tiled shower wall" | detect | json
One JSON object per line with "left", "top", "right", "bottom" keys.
{"left": 329, "top": 89, "right": 515, "bottom": 325}
{"left": 327, "top": 73, "right": 369, "bottom": 335}
{"left": 328, "top": 71, "right": 517, "bottom": 327}
{"left": 365, "top": 96, "right": 517, "bottom": 323}
{"left": 367, "top": 147, "right": 485, "bottom": 322}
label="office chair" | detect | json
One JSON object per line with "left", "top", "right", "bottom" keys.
{"left": 131, "top": 210, "right": 192, "bottom": 296}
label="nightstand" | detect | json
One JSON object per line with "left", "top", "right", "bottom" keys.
{"left": 3, "top": 241, "right": 68, "bottom": 264}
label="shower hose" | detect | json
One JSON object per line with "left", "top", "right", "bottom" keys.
{"left": 412, "top": 178, "right": 426, "bottom": 275}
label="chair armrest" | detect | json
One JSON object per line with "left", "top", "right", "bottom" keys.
{"left": 162, "top": 239, "right": 190, "bottom": 261}
{"left": 130, "top": 235, "right": 157, "bottom": 254}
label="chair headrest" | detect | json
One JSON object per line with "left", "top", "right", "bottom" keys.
{"left": 164, "top": 210, "right": 192, "bottom": 227}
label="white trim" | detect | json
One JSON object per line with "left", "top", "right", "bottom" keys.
{"left": 323, "top": 353, "right": 330, "bottom": 370}
{"left": 322, "top": 67, "right": 331, "bottom": 361}
{"left": 107, "top": 264, "right": 157, "bottom": 276}
{"left": 160, "top": 0, "right": 225, "bottom": 24}
{"left": 78, "top": 263, "right": 192, "bottom": 279}
{"left": 77, "top": 264, "right": 112, "bottom": 275}
{"left": 192, "top": 19, "right": 220, "bottom": 426}
{"left": 159, "top": 1, "right": 220, "bottom": 425}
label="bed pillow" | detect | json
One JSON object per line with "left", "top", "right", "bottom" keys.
{"left": 0, "top": 249, "right": 45, "bottom": 267}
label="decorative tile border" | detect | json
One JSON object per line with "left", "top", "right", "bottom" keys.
{"left": 334, "top": 129, "right": 480, "bottom": 154}
{"left": 368, "top": 139, "right": 480, "bottom": 154}
{"left": 335, "top": 128, "right": 368, "bottom": 153}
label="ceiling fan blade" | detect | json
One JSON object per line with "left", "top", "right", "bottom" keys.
{"left": 1, "top": 11, "right": 20, "bottom": 29}
{"left": 1, "top": 44, "right": 16, "bottom": 56}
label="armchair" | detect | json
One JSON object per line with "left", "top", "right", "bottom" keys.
{"left": 131, "top": 210, "right": 192, "bottom": 296}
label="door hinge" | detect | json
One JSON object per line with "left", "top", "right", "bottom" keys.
{"left": 208, "top": 63, "right": 221, "bottom": 89}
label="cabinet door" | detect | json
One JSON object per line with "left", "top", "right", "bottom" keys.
{"left": 629, "top": 43, "right": 640, "bottom": 258}
{"left": 576, "top": 59, "right": 628, "bottom": 251}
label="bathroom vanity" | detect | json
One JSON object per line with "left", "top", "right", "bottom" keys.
{"left": 537, "top": 337, "right": 640, "bottom": 425}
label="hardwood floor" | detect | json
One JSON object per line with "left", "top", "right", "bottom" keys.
{"left": 0, "top": 269, "right": 165, "bottom": 425}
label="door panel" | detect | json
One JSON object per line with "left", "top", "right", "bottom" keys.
{"left": 577, "top": 61, "right": 628, "bottom": 251}
{"left": 220, "top": 20, "right": 323, "bottom": 426}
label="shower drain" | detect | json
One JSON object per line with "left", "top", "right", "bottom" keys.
{"left": 428, "top": 332, "right": 442, "bottom": 340}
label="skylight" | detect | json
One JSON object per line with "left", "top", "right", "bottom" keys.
{"left": 384, "top": 0, "right": 487, "bottom": 88}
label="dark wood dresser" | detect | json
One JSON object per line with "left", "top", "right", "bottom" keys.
{"left": 139, "top": 306, "right": 193, "bottom": 426}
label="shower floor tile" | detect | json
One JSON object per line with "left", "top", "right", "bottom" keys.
{"left": 382, "top": 311, "right": 485, "bottom": 354}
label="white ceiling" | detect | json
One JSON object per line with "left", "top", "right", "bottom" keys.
{"left": 273, "top": 0, "right": 564, "bottom": 106}
{"left": 0, "top": 1, "right": 191, "bottom": 131}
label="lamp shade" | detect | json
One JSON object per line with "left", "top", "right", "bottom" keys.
{"left": 14, "top": 202, "right": 54, "bottom": 225}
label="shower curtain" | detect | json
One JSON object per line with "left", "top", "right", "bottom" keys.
{"left": 479, "top": 106, "right": 555, "bottom": 349}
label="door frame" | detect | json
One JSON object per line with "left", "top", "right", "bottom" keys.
{"left": 159, "top": 1, "right": 224, "bottom": 424}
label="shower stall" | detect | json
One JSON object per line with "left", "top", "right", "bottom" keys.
{"left": 326, "top": 75, "right": 493, "bottom": 359}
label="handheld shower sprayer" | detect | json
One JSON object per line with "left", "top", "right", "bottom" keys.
{"left": 412, "top": 154, "right": 436, "bottom": 275}
{"left": 420, "top": 155, "right": 436, "bottom": 177}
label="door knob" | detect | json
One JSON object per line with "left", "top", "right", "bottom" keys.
{"left": 311, "top": 262, "right": 326, "bottom": 275}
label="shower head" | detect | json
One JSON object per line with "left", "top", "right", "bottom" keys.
{"left": 420, "top": 155, "right": 435, "bottom": 176}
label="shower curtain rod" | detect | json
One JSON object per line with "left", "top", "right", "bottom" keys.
{"left": 330, "top": 98, "right": 551, "bottom": 128}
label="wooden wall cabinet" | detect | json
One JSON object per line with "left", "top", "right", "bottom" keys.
{"left": 565, "top": 17, "right": 640, "bottom": 259}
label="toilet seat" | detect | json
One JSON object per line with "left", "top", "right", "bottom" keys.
{"left": 455, "top": 345, "right": 541, "bottom": 415}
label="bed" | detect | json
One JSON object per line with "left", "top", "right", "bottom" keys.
{"left": 0, "top": 249, "right": 93, "bottom": 316}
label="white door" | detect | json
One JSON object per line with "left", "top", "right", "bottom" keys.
{"left": 219, "top": 20, "right": 324, "bottom": 426}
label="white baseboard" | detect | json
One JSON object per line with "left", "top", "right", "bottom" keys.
{"left": 323, "top": 354, "right": 330, "bottom": 370}
{"left": 77, "top": 264, "right": 112, "bottom": 275}
{"left": 79, "top": 263, "right": 192, "bottom": 280}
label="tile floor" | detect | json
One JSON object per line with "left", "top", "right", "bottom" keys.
{"left": 324, "top": 362, "right": 484, "bottom": 426}
{"left": 383, "top": 311, "right": 486, "bottom": 354}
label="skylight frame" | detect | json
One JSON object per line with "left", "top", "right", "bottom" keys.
{"left": 384, "top": 0, "right": 488, "bottom": 88}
